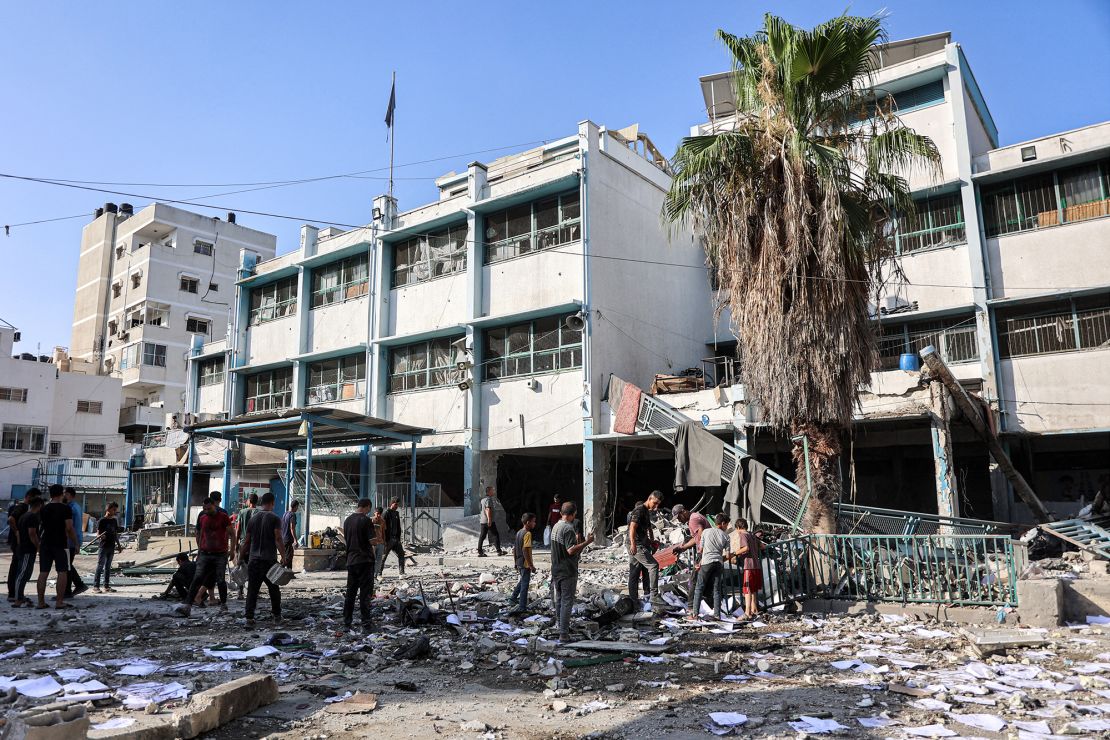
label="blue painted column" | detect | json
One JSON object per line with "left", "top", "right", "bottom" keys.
{"left": 124, "top": 452, "right": 138, "bottom": 529}
{"left": 183, "top": 435, "right": 196, "bottom": 535}
{"left": 303, "top": 421, "right": 313, "bottom": 542}
{"left": 359, "top": 445, "right": 370, "bottom": 500}
{"left": 222, "top": 448, "right": 233, "bottom": 512}
{"left": 409, "top": 439, "right": 417, "bottom": 510}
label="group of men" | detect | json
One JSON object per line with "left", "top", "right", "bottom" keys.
{"left": 6, "top": 485, "right": 124, "bottom": 610}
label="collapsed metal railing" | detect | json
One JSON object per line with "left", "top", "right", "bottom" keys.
{"left": 632, "top": 385, "right": 1013, "bottom": 536}
{"left": 723, "top": 533, "right": 1019, "bottom": 610}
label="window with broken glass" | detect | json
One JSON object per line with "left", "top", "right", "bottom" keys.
{"left": 391, "top": 223, "right": 468, "bottom": 287}
{"left": 484, "top": 191, "right": 581, "bottom": 264}
{"left": 312, "top": 253, "right": 369, "bottom": 307}
{"left": 307, "top": 354, "right": 366, "bottom": 404}
{"left": 389, "top": 338, "right": 458, "bottom": 393}
{"left": 248, "top": 275, "right": 298, "bottom": 325}
{"left": 198, "top": 357, "right": 225, "bottom": 387}
{"left": 483, "top": 314, "right": 583, "bottom": 381}
{"left": 244, "top": 367, "right": 293, "bottom": 413}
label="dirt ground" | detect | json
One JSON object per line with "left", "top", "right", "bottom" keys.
{"left": 3, "top": 549, "right": 1110, "bottom": 739}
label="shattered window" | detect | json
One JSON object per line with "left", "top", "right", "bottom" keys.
{"left": 482, "top": 313, "right": 583, "bottom": 381}
{"left": 391, "top": 223, "right": 468, "bottom": 288}
{"left": 388, "top": 337, "right": 460, "bottom": 393}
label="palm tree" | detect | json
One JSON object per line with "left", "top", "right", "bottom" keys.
{"left": 663, "top": 13, "right": 940, "bottom": 532}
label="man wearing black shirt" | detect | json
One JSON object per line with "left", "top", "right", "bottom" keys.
{"left": 239, "top": 492, "right": 284, "bottom": 626}
{"left": 378, "top": 498, "right": 405, "bottom": 577}
{"left": 627, "top": 490, "right": 663, "bottom": 606}
{"left": 342, "top": 498, "right": 377, "bottom": 631}
{"left": 6, "top": 488, "right": 34, "bottom": 601}
{"left": 12, "top": 496, "right": 43, "bottom": 607}
{"left": 36, "top": 485, "right": 77, "bottom": 609}
{"left": 93, "top": 502, "right": 121, "bottom": 593}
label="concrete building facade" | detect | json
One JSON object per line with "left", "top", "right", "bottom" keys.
{"left": 154, "top": 121, "right": 713, "bottom": 536}
{"left": 0, "top": 321, "right": 130, "bottom": 501}
{"left": 69, "top": 203, "right": 277, "bottom": 440}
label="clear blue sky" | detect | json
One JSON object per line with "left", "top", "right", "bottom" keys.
{"left": 2, "top": 1, "right": 1108, "bottom": 351}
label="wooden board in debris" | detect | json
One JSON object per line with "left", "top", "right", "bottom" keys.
{"left": 564, "top": 640, "right": 670, "bottom": 654}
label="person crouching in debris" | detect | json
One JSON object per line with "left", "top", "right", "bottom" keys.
{"left": 734, "top": 518, "right": 762, "bottom": 618}
{"left": 689, "top": 513, "right": 732, "bottom": 620}
{"left": 342, "top": 498, "right": 376, "bottom": 632}
{"left": 627, "top": 491, "right": 664, "bottom": 608}
{"left": 379, "top": 498, "right": 406, "bottom": 577}
{"left": 159, "top": 553, "right": 197, "bottom": 601}
{"left": 550, "top": 502, "right": 594, "bottom": 642}
{"left": 508, "top": 512, "right": 537, "bottom": 616}
{"left": 239, "top": 492, "right": 284, "bottom": 626}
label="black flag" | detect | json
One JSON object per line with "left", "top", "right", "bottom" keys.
{"left": 384, "top": 79, "right": 396, "bottom": 128}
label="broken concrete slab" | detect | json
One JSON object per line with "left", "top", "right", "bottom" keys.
{"left": 564, "top": 640, "right": 670, "bottom": 654}
{"left": 173, "top": 673, "right": 278, "bottom": 739}
{"left": 1016, "top": 577, "right": 1063, "bottom": 628}
{"left": 963, "top": 627, "right": 1048, "bottom": 658}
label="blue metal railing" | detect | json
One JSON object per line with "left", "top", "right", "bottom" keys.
{"left": 724, "top": 533, "right": 1019, "bottom": 610}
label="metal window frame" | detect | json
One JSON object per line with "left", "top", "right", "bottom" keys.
{"left": 484, "top": 191, "right": 582, "bottom": 264}
{"left": 198, "top": 357, "right": 226, "bottom": 387}
{"left": 248, "top": 275, "right": 299, "bottom": 326}
{"left": 482, "top": 313, "right": 583, "bottom": 381}
{"left": 312, "top": 253, "right": 371, "bottom": 308}
{"left": 388, "top": 338, "right": 459, "bottom": 394}
{"left": 244, "top": 366, "right": 295, "bottom": 413}
{"left": 1, "top": 423, "right": 48, "bottom": 453}
{"left": 307, "top": 353, "right": 368, "bottom": 404}
{"left": 76, "top": 399, "right": 103, "bottom": 414}
{"left": 390, "top": 223, "right": 469, "bottom": 288}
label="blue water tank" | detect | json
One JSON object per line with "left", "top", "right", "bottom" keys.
{"left": 899, "top": 353, "right": 921, "bottom": 372}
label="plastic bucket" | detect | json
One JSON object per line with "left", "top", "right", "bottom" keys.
{"left": 899, "top": 353, "right": 921, "bottom": 372}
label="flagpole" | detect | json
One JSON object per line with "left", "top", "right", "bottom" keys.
{"left": 388, "top": 70, "right": 396, "bottom": 202}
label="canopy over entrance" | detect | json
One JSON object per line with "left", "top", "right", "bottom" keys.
{"left": 179, "top": 409, "right": 429, "bottom": 537}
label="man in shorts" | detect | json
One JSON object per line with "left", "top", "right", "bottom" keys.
{"left": 36, "top": 485, "right": 77, "bottom": 609}
{"left": 734, "top": 518, "right": 763, "bottom": 618}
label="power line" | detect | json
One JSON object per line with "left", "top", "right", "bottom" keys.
{"left": 0, "top": 138, "right": 558, "bottom": 232}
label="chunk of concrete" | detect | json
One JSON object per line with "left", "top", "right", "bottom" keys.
{"left": 1017, "top": 577, "right": 1063, "bottom": 628}
{"left": 173, "top": 673, "right": 278, "bottom": 739}
{"left": 4, "top": 706, "right": 89, "bottom": 740}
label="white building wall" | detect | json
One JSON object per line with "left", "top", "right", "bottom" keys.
{"left": 998, "top": 350, "right": 1110, "bottom": 434}
{"left": 987, "top": 218, "right": 1110, "bottom": 300}
{"left": 0, "top": 327, "right": 128, "bottom": 498}
{"left": 481, "top": 371, "right": 584, "bottom": 451}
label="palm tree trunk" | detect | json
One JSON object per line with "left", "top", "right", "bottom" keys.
{"left": 791, "top": 421, "right": 844, "bottom": 534}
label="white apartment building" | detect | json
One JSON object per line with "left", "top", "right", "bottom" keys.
{"left": 70, "top": 203, "right": 277, "bottom": 440}
{"left": 0, "top": 320, "right": 130, "bottom": 502}
{"left": 686, "top": 33, "right": 1110, "bottom": 524}
{"left": 144, "top": 121, "right": 714, "bottom": 534}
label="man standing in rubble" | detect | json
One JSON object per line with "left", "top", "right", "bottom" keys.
{"left": 62, "top": 487, "right": 89, "bottom": 597}
{"left": 239, "top": 492, "right": 284, "bottom": 626}
{"left": 281, "top": 500, "right": 300, "bottom": 568}
{"left": 673, "top": 504, "right": 710, "bottom": 610}
{"left": 550, "top": 501, "right": 593, "bottom": 642}
{"left": 508, "top": 512, "right": 537, "bottom": 616}
{"left": 342, "top": 498, "right": 376, "bottom": 631}
{"left": 628, "top": 490, "right": 663, "bottom": 607}
{"left": 378, "top": 498, "right": 406, "bottom": 577}
{"left": 177, "top": 496, "right": 232, "bottom": 616}
{"left": 230, "top": 493, "right": 258, "bottom": 599}
{"left": 477, "top": 486, "right": 504, "bottom": 557}
{"left": 689, "top": 513, "right": 732, "bottom": 620}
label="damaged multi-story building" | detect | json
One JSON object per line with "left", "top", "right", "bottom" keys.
{"left": 136, "top": 122, "right": 716, "bottom": 533}
{"left": 678, "top": 32, "right": 1110, "bottom": 525}
{"left": 133, "top": 33, "right": 1108, "bottom": 537}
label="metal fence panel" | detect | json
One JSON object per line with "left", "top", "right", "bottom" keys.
{"left": 375, "top": 482, "right": 445, "bottom": 546}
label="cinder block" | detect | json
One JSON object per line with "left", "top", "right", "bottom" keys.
{"left": 173, "top": 673, "right": 278, "bottom": 739}
{"left": 1017, "top": 578, "right": 1063, "bottom": 628}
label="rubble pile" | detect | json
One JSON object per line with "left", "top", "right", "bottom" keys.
{"left": 2, "top": 542, "right": 1110, "bottom": 738}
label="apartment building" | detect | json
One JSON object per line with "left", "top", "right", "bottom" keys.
{"left": 0, "top": 320, "right": 129, "bottom": 501}
{"left": 687, "top": 32, "right": 1110, "bottom": 523}
{"left": 70, "top": 203, "right": 277, "bottom": 440}
{"left": 138, "top": 120, "right": 714, "bottom": 534}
